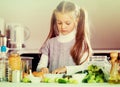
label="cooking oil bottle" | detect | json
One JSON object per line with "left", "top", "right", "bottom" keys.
{"left": 108, "top": 52, "right": 120, "bottom": 84}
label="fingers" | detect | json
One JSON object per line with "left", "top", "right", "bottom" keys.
{"left": 52, "top": 70, "right": 65, "bottom": 74}
{"left": 52, "top": 70, "right": 60, "bottom": 74}
{"left": 41, "top": 69, "right": 48, "bottom": 73}
{"left": 40, "top": 68, "right": 49, "bottom": 74}
{"left": 52, "top": 67, "right": 67, "bottom": 74}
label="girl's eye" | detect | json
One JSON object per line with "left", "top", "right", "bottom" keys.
{"left": 57, "top": 21, "right": 71, "bottom": 25}
{"left": 57, "top": 22, "right": 62, "bottom": 25}
{"left": 66, "top": 22, "right": 70, "bottom": 25}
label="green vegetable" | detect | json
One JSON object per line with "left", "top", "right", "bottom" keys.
{"left": 47, "top": 78, "right": 54, "bottom": 83}
{"left": 95, "top": 76, "right": 104, "bottom": 83}
{"left": 42, "top": 77, "right": 50, "bottom": 83}
{"left": 58, "top": 78, "right": 68, "bottom": 83}
{"left": 22, "top": 77, "right": 31, "bottom": 83}
{"left": 68, "top": 78, "right": 78, "bottom": 84}
{"left": 82, "top": 65, "right": 107, "bottom": 83}
{"left": 54, "top": 77, "right": 59, "bottom": 82}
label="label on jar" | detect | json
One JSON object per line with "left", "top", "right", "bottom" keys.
{"left": 12, "top": 70, "right": 21, "bottom": 83}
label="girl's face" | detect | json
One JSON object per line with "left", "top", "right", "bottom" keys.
{"left": 55, "top": 12, "right": 77, "bottom": 35}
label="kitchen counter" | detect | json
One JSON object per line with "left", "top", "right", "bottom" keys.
{"left": 0, "top": 82, "right": 120, "bottom": 87}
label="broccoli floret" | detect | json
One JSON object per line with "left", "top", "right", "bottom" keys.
{"left": 88, "top": 79, "right": 96, "bottom": 83}
{"left": 82, "top": 78, "right": 88, "bottom": 83}
{"left": 88, "top": 65, "right": 94, "bottom": 71}
{"left": 95, "top": 76, "right": 104, "bottom": 83}
{"left": 82, "top": 74, "right": 90, "bottom": 83}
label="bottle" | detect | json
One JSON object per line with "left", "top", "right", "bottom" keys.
{"left": 108, "top": 52, "right": 120, "bottom": 84}
{"left": 8, "top": 52, "right": 22, "bottom": 82}
{"left": 0, "top": 46, "right": 7, "bottom": 82}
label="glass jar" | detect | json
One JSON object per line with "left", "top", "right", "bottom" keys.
{"left": 8, "top": 53, "right": 22, "bottom": 82}
{"left": 8, "top": 53, "right": 21, "bottom": 70}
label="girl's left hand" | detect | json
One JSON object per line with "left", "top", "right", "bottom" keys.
{"left": 52, "top": 66, "right": 67, "bottom": 74}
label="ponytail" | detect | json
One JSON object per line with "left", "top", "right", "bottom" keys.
{"left": 70, "top": 8, "right": 91, "bottom": 65}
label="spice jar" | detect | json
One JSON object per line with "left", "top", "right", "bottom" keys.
{"left": 8, "top": 53, "right": 22, "bottom": 82}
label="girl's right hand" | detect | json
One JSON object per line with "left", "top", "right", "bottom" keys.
{"left": 40, "top": 67, "right": 49, "bottom": 73}
{"left": 52, "top": 66, "right": 67, "bottom": 74}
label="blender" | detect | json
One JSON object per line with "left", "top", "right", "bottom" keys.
{"left": 6, "top": 24, "right": 30, "bottom": 50}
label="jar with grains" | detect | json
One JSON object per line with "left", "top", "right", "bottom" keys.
{"left": 8, "top": 53, "right": 22, "bottom": 82}
{"left": 8, "top": 53, "right": 21, "bottom": 70}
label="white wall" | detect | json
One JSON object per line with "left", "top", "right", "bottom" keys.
{"left": 0, "top": 0, "right": 120, "bottom": 51}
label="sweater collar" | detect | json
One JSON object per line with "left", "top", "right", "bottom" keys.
{"left": 57, "top": 29, "right": 76, "bottom": 43}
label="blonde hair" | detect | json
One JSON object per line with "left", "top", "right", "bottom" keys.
{"left": 43, "top": 1, "right": 92, "bottom": 65}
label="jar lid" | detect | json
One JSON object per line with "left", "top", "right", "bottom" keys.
{"left": 1, "top": 46, "right": 6, "bottom": 52}
{"left": 10, "top": 53, "right": 19, "bottom": 57}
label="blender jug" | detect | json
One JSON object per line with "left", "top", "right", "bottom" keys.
{"left": 6, "top": 24, "right": 30, "bottom": 49}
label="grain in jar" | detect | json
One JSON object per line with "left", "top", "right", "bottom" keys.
{"left": 8, "top": 53, "right": 22, "bottom": 82}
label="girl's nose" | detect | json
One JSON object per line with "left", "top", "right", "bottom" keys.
{"left": 61, "top": 23, "right": 66, "bottom": 29}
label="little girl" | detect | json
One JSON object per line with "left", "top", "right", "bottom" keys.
{"left": 37, "top": 0, "right": 92, "bottom": 74}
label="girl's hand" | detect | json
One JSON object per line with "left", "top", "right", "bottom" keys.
{"left": 40, "top": 67, "right": 49, "bottom": 74}
{"left": 52, "top": 66, "right": 67, "bottom": 74}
